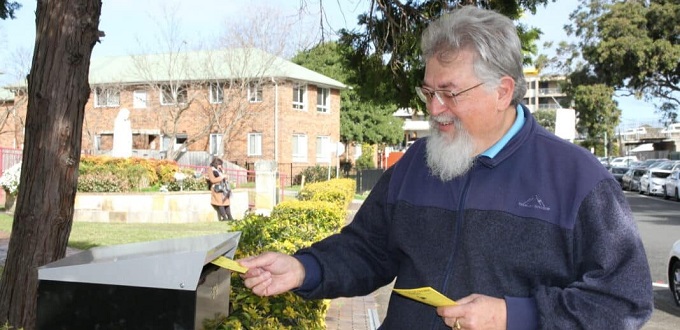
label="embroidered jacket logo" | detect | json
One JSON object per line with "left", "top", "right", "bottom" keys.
{"left": 518, "top": 195, "right": 551, "bottom": 211}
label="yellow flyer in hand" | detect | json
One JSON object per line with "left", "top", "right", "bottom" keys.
{"left": 393, "top": 287, "right": 457, "bottom": 307}
{"left": 211, "top": 256, "right": 248, "bottom": 274}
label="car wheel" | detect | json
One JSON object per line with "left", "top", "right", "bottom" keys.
{"left": 648, "top": 185, "right": 651, "bottom": 195}
{"left": 676, "top": 188, "right": 679, "bottom": 202}
{"left": 664, "top": 187, "right": 670, "bottom": 199}
{"left": 671, "top": 259, "right": 680, "bottom": 306}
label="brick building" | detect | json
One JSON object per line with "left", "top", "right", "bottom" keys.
{"left": 2, "top": 48, "right": 346, "bottom": 176}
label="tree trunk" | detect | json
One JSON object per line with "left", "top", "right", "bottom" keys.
{"left": 0, "top": 1, "right": 102, "bottom": 329}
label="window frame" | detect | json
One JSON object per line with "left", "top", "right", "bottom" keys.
{"left": 316, "top": 135, "right": 331, "bottom": 163}
{"left": 133, "top": 89, "right": 147, "bottom": 109}
{"left": 292, "top": 84, "right": 307, "bottom": 110}
{"left": 209, "top": 82, "right": 224, "bottom": 104}
{"left": 292, "top": 133, "right": 308, "bottom": 162}
{"left": 209, "top": 133, "right": 223, "bottom": 156}
{"left": 248, "top": 132, "right": 263, "bottom": 156}
{"left": 316, "top": 87, "right": 330, "bottom": 113}
{"left": 248, "top": 84, "right": 263, "bottom": 103}
{"left": 94, "top": 87, "right": 120, "bottom": 108}
{"left": 160, "top": 85, "right": 188, "bottom": 106}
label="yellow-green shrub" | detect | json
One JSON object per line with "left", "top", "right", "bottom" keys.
{"left": 223, "top": 187, "right": 353, "bottom": 329}
{"left": 297, "top": 178, "right": 356, "bottom": 209}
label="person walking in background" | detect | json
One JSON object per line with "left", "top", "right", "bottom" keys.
{"left": 238, "top": 6, "right": 653, "bottom": 330}
{"left": 208, "top": 157, "right": 233, "bottom": 222}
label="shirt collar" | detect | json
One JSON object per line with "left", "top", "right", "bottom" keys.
{"left": 480, "top": 104, "right": 525, "bottom": 158}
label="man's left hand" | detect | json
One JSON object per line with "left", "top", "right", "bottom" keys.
{"left": 436, "top": 294, "right": 507, "bottom": 330}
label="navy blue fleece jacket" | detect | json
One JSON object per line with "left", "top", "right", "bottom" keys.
{"left": 294, "top": 105, "right": 653, "bottom": 329}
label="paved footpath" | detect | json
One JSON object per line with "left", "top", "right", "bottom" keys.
{"left": 323, "top": 200, "right": 390, "bottom": 329}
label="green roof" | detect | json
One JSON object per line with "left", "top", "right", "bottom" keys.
{"left": 88, "top": 48, "right": 346, "bottom": 89}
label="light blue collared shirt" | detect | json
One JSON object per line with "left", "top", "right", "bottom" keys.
{"left": 480, "top": 105, "right": 525, "bottom": 159}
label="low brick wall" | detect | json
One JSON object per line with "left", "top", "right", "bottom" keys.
{"left": 73, "top": 190, "right": 249, "bottom": 223}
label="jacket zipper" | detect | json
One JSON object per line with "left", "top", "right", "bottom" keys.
{"left": 428, "top": 169, "right": 473, "bottom": 329}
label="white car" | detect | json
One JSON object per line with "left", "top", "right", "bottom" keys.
{"left": 639, "top": 168, "right": 672, "bottom": 196}
{"left": 610, "top": 156, "right": 638, "bottom": 168}
{"left": 663, "top": 170, "right": 680, "bottom": 201}
{"left": 669, "top": 239, "right": 680, "bottom": 306}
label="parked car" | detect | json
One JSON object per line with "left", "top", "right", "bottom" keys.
{"left": 656, "top": 160, "right": 680, "bottom": 173}
{"left": 597, "top": 156, "right": 611, "bottom": 167}
{"left": 624, "top": 167, "right": 647, "bottom": 192}
{"left": 636, "top": 159, "right": 667, "bottom": 169}
{"left": 609, "top": 156, "right": 638, "bottom": 168}
{"left": 664, "top": 170, "right": 680, "bottom": 201}
{"left": 609, "top": 166, "right": 629, "bottom": 187}
{"left": 668, "top": 239, "right": 680, "bottom": 306}
{"left": 639, "top": 167, "right": 673, "bottom": 196}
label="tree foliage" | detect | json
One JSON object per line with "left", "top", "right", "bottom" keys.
{"left": 533, "top": 109, "right": 556, "bottom": 133}
{"left": 572, "top": 83, "right": 621, "bottom": 150}
{"left": 337, "top": 0, "right": 555, "bottom": 109}
{"left": 565, "top": 0, "right": 679, "bottom": 121}
{"left": 291, "top": 42, "right": 403, "bottom": 146}
{"left": 0, "top": 0, "right": 20, "bottom": 19}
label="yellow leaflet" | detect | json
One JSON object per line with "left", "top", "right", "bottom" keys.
{"left": 211, "top": 256, "right": 248, "bottom": 274}
{"left": 393, "top": 287, "right": 457, "bottom": 307}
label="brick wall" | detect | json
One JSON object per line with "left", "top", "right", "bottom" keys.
{"left": 6, "top": 80, "right": 342, "bottom": 176}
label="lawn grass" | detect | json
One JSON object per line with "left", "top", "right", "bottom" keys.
{"left": 0, "top": 213, "right": 230, "bottom": 250}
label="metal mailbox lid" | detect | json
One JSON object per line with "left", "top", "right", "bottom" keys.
{"left": 38, "top": 232, "right": 241, "bottom": 291}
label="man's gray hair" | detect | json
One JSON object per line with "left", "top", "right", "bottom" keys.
{"left": 421, "top": 6, "right": 527, "bottom": 105}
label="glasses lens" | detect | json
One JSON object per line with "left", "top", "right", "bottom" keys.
{"left": 415, "top": 87, "right": 430, "bottom": 103}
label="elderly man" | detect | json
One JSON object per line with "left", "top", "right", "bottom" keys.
{"left": 240, "top": 6, "right": 653, "bottom": 330}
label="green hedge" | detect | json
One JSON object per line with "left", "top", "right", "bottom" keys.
{"left": 222, "top": 178, "right": 355, "bottom": 329}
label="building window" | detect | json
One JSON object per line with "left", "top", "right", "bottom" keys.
{"left": 316, "top": 136, "right": 331, "bottom": 163}
{"left": 292, "top": 84, "right": 306, "bottom": 110}
{"left": 94, "top": 135, "right": 101, "bottom": 151}
{"left": 160, "top": 85, "right": 188, "bottom": 105}
{"left": 210, "top": 83, "right": 223, "bottom": 104}
{"left": 316, "top": 87, "right": 330, "bottom": 113}
{"left": 133, "top": 90, "right": 147, "bottom": 109}
{"left": 209, "top": 133, "right": 223, "bottom": 155}
{"left": 94, "top": 87, "right": 120, "bottom": 107}
{"left": 292, "top": 133, "right": 308, "bottom": 162}
{"left": 248, "top": 133, "right": 262, "bottom": 156}
{"left": 248, "top": 84, "right": 263, "bottom": 103}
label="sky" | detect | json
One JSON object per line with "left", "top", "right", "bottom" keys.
{"left": 0, "top": 0, "right": 660, "bottom": 126}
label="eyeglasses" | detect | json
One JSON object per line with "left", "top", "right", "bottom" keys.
{"left": 415, "top": 82, "right": 484, "bottom": 106}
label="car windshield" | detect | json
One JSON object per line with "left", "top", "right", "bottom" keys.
{"left": 652, "top": 172, "right": 671, "bottom": 179}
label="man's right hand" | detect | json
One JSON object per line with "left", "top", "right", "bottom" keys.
{"left": 238, "top": 252, "right": 306, "bottom": 297}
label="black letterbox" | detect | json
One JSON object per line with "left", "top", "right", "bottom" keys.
{"left": 37, "top": 232, "right": 241, "bottom": 330}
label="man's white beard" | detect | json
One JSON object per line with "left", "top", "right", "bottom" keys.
{"left": 426, "top": 117, "right": 476, "bottom": 181}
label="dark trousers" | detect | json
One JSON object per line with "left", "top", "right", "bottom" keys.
{"left": 213, "top": 205, "right": 234, "bottom": 221}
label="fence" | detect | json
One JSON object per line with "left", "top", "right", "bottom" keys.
{"left": 355, "top": 169, "right": 384, "bottom": 194}
{"left": 0, "top": 148, "right": 23, "bottom": 175}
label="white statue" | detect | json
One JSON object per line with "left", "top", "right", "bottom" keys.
{"left": 111, "top": 108, "right": 132, "bottom": 158}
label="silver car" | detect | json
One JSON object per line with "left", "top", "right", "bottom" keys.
{"left": 663, "top": 170, "right": 680, "bottom": 201}
{"left": 669, "top": 239, "right": 680, "bottom": 306}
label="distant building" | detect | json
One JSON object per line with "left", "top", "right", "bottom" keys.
{"left": 2, "top": 48, "right": 346, "bottom": 176}
{"left": 522, "top": 67, "right": 569, "bottom": 112}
